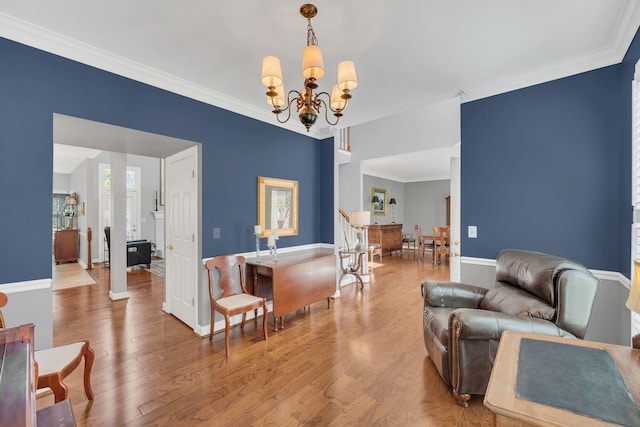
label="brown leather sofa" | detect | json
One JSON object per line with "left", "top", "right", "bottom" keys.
{"left": 421, "top": 249, "right": 599, "bottom": 407}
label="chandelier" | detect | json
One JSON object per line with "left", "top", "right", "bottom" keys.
{"left": 260, "top": 4, "right": 358, "bottom": 132}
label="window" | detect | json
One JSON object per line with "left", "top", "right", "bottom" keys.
{"left": 99, "top": 163, "right": 141, "bottom": 254}
{"left": 52, "top": 193, "right": 68, "bottom": 232}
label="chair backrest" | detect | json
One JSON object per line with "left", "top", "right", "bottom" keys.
{"left": 433, "top": 227, "right": 450, "bottom": 254}
{"left": 489, "top": 249, "right": 599, "bottom": 338}
{"left": 414, "top": 225, "right": 423, "bottom": 239}
{"left": 205, "top": 255, "right": 247, "bottom": 301}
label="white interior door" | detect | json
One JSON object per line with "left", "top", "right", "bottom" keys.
{"left": 450, "top": 156, "right": 461, "bottom": 281}
{"left": 164, "top": 146, "right": 198, "bottom": 329}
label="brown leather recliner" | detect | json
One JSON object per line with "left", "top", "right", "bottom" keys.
{"left": 422, "top": 249, "right": 599, "bottom": 407}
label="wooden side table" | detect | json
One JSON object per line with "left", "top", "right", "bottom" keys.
{"left": 484, "top": 331, "right": 640, "bottom": 426}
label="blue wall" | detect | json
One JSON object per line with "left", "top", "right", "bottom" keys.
{"left": 461, "top": 28, "right": 640, "bottom": 276}
{"left": 0, "top": 37, "right": 334, "bottom": 285}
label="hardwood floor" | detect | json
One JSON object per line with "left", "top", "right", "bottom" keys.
{"left": 47, "top": 252, "right": 494, "bottom": 426}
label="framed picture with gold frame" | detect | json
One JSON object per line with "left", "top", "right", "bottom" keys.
{"left": 258, "top": 176, "right": 299, "bottom": 237}
{"left": 371, "top": 187, "right": 387, "bottom": 216}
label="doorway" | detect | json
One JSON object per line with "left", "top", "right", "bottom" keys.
{"left": 52, "top": 113, "right": 201, "bottom": 330}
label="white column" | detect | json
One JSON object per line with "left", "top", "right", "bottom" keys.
{"left": 109, "top": 152, "right": 129, "bottom": 300}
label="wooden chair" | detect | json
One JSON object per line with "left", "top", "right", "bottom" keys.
{"left": 205, "top": 255, "right": 268, "bottom": 357}
{"left": 414, "top": 225, "right": 434, "bottom": 261}
{"left": 402, "top": 233, "right": 416, "bottom": 253}
{"left": 432, "top": 226, "right": 451, "bottom": 264}
{"left": 0, "top": 292, "right": 95, "bottom": 404}
{"left": 369, "top": 244, "right": 382, "bottom": 264}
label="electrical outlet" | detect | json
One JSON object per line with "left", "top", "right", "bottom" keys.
{"left": 213, "top": 227, "right": 221, "bottom": 239}
{"left": 468, "top": 226, "right": 477, "bottom": 238}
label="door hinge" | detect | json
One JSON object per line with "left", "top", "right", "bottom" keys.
{"left": 192, "top": 234, "right": 195, "bottom": 242}
{"left": 192, "top": 169, "right": 195, "bottom": 178}
{"left": 192, "top": 298, "right": 195, "bottom": 306}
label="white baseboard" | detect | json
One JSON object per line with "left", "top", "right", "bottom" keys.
{"left": 109, "top": 290, "right": 130, "bottom": 300}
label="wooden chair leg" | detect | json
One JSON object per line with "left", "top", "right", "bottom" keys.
{"left": 241, "top": 313, "right": 246, "bottom": 331}
{"left": 262, "top": 304, "right": 268, "bottom": 340}
{"left": 209, "top": 310, "right": 215, "bottom": 340}
{"left": 82, "top": 342, "right": 95, "bottom": 400}
{"left": 224, "top": 315, "right": 231, "bottom": 357}
{"left": 48, "top": 376, "right": 70, "bottom": 403}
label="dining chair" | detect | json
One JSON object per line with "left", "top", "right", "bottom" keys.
{"left": 205, "top": 255, "right": 268, "bottom": 357}
{"left": 414, "top": 225, "right": 435, "bottom": 261}
{"left": 401, "top": 232, "right": 416, "bottom": 254}
{"left": 432, "top": 226, "right": 451, "bottom": 264}
{"left": 414, "top": 225, "right": 424, "bottom": 259}
{"left": 0, "top": 292, "right": 95, "bottom": 404}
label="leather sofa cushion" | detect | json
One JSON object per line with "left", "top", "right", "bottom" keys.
{"left": 480, "top": 281, "right": 556, "bottom": 320}
{"left": 496, "top": 249, "right": 588, "bottom": 306}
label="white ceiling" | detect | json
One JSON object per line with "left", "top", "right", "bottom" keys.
{"left": 3, "top": 1, "right": 639, "bottom": 180}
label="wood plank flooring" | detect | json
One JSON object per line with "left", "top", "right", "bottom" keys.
{"left": 47, "top": 252, "right": 494, "bottom": 426}
{"left": 52, "top": 262, "right": 98, "bottom": 291}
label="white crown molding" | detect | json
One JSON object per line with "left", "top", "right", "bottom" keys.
{"left": 0, "top": 12, "right": 328, "bottom": 139}
{"left": 462, "top": 0, "right": 640, "bottom": 103}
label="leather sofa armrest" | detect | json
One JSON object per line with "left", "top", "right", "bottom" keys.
{"left": 449, "top": 308, "right": 575, "bottom": 340}
{"left": 421, "top": 280, "right": 488, "bottom": 309}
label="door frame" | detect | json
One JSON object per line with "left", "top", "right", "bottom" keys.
{"left": 449, "top": 155, "right": 461, "bottom": 281}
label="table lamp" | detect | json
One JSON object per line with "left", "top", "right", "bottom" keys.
{"left": 371, "top": 196, "right": 380, "bottom": 224}
{"left": 625, "top": 259, "right": 640, "bottom": 349}
{"left": 350, "top": 210, "right": 370, "bottom": 251}
{"left": 389, "top": 198, "right": 397, "bottom": 223}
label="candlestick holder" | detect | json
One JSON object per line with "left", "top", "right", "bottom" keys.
{"left": 268, "top": 242, "right": 278, "bottom": 263}
{"left": 255, "top": 233, "right": 261, "bottom": 260}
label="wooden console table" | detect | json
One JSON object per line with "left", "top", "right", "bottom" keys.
{"left": 368, "top": 224, "right": 402, "bottom": 256}
{"left": 484, "top": 331, "right": 640, "bottom": 426}
{"left": 246, "top": 250, "right": 336, "bottom": 331}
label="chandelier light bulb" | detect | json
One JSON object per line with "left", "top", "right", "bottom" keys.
{"left": 302, "top": 45, "right": 325, "bottom": 80}
{"left": 261, "top": 56, "right": 283, "bottom": 89}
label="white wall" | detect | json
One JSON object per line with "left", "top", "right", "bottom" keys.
{"left": 338, "top": 97, "right": 460, "bottom": 224}
{"left": 53, "top": 173, "right": 70, "bottom": 193}
{"left": 405, "top": 179, "right": 450, "bottom": 235}
{"left": 350, "top": 97, "right": 461, "bottom": 160}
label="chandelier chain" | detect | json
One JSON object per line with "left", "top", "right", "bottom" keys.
{"left": 307, "top": 20, "right": 318, "bottom": 47}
